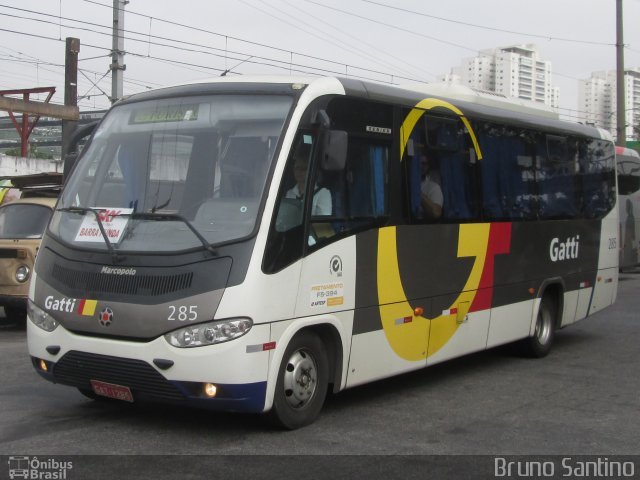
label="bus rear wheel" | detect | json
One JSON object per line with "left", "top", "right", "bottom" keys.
{"left": 269, "top": 331, "right": 329, "bottom": 430}
{"left": 520, "top": 296, "right": 556, "bottom": 358}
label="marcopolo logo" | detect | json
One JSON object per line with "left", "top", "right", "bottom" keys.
{"left": 549, "top": 235, "right": 580, "bottom": 262}
{"left": 99, "top": 307, "right": 114, "bottom": 327}
{"left": 100, "top": 266, "right": 137, "bottom": 276}
{"left": 8, "top": 456, "right": 73, "bottom": 479}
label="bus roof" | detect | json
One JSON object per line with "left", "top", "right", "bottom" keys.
{"left": 116, "top": 75, "right": 610, "bottom": 141}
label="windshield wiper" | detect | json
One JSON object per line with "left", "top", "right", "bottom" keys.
{"left": 127, "top": 212, "right": 218, "bottom": 255}
{"left": 57, "top": 206, "right": 123, "bottom": 263}
{"left": 58, "top": 208, "right": 217, "bottom": 256}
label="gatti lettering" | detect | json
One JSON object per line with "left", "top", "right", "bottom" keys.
{"left": 549, "top": 235, "right": 580, "bottom": 262}
{"left": 44, "top": 295, "right": 77, "bottom": 312}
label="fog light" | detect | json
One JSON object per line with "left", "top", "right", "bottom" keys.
{"left": 39, "top": 359, "right": 48, "bottom": 372}
{"left": 204, "top": 383, "right": 217, "bottom": 398}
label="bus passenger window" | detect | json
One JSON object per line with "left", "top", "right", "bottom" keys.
{"left": 405, "top": 136, "right": 443, "bottom": 222}
{"left": 329, "top": 141, "right": 388, "bottom": 234}
{"left": 405, "top": 113, "right": 477, "bottom": 223}
{"left": 537, "top": 135, "right": 578, "bottom": 219}
{"left": 479, "top": 124, "right": 536, "bottom": 221}
{"left": 580, "top": 139, "right": 616, "bottom": 218}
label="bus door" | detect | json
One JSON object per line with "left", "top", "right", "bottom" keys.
{"left": 293, "top": 125, "right": 401, "bottom": 385}
{"left": 291, "top": 128, "right": 356, "bottom": 320}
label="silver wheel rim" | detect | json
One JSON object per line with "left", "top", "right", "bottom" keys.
{"left": 535, "top": 306, "right": 552, "bottom": 346}
{"left": 282, "top": 348, "right": 318, "bottom": 409}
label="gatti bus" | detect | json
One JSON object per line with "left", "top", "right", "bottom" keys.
{"left": 616, "top": 146, "right": 640, "bottom": 270}
{"left": 27, "top": 77, "right": 618, "bottom": 429}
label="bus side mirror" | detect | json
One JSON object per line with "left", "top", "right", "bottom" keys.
{"left": 321, "top": 130, "right": 347, "bottom": 171}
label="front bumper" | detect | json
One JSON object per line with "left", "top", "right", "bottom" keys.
{"left": 28, "top": 319, "right": 272, "bottom": 413}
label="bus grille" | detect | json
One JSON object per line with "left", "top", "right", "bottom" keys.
{"left": 51, "top": 264, "right": 193, "bottom": 297}
{"left": 53, "top": 351, "right": 185, "bottom": 401}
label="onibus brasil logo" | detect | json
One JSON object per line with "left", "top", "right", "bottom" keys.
{"left": 8, "top": 456, "right": 72, "bottom": 479}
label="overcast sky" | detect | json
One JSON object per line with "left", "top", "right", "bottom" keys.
{"left": 1, "top": 0, "right": 639, "bottom": 121}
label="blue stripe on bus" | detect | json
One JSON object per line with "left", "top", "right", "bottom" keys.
{"left": 172, "top": 380, "right": 267, "bottom": 413}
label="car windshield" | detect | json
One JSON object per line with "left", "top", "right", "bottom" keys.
{"left": 52, "top": 94, "right": 293, "bottom": 252}
{"left": 0, "top": 203, "right": 52, "bottom": 239}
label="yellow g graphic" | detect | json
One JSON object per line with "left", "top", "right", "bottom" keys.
{"left": 377, "top": 98, "right": 485, "bottom": 361}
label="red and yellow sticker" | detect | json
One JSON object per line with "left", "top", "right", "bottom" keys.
{"left": 77, "top": 299, "right": 98, "bottom": 316}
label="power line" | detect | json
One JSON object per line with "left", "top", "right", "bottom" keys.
{"left": 1, "top": 4, "right": 429, "bottom": 83}
{"left": 0, "top": 37, "right": 158, "bottom": 90}
{"left": 0, "top": 5, "right": 430, "bottom": 84}
{"left": 77, "top": 0, "right": 420, "bottom": 79}
{"left": 304, "top": 0, "right": 478, "bottom": 54}
{"left": 280, "top": 0, "right": 437, "bottom": 80}
{"left": 0, "top": 36, "right": 149, "bottom": 111}
{"left": 241, "top": 0, "right": 434, "bottom": 80}
{"left": 361, "top": 0, "right": 616, "bottom": 47}
{"left": 303, "top": 0, "right": 586, "bottom": 82}
{"left": 2, "top": 0, "right": 632, "bottom": 121}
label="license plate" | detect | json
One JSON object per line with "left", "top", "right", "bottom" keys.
{"left": 90, "top": 379, "right": 134, "bottom": 402}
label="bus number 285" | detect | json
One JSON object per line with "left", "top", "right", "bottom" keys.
{"left": 168, "top": 305, "right": 198, "bottom": 321}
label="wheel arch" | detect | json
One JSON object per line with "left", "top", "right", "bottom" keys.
{"left": 535, "top": 278, "right": 565, "bottom": 330}
{"left": 305, "top": 323, "right": 344, "bottom": 394}
{"left": 263, "top": 318, "right": 347, "bottom": 412}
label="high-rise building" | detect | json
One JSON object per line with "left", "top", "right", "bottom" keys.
{"left": 578, "top": 68, "right": 640, "bottom": 140}
{"left": 443, "top": 44, "right": 560, "bottom": 108}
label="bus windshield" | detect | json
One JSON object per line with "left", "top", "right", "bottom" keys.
{"left": 52, "top": 94, "right": 293, "bottom": 253}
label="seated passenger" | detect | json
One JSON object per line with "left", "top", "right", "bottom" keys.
{"left": 419, "top": 151, "right": 443, "bottom": 221}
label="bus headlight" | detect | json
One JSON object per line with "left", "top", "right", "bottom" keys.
{"left": 16, "top": 265, "right": 30, "bottom": 283}
{"left": 164, "top": 318, "right": 253, "bottom": 348}
{"left": 28, "top": 299, "right": 59, "bottom": 332}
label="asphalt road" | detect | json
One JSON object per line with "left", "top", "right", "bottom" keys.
{"left": 1, "top": 272, "right": 639, "bottom": 478}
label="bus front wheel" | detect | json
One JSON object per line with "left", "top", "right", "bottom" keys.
{"left": 269, "top": 331, "right": 329, "bottom": 430}
{"left": 520, "top": 296, "right": 556, "bottom": 358}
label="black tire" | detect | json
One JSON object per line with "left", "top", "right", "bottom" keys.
{"left": 268, "top": 331, "right": 329, "bottom": 430}
{"left": 1, "top": 307, "right": 26, "bottom": 326}
{"left": 520, "top": 296, "right": 556, "bottom": 358}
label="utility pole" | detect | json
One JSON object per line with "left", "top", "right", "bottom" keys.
{"left": 110, "top": 0, "right": 127, "bottom": 104}
{"left": 62, "top": 37, "right": 80, "bottom": 175}
{"left": 616, "top": 0, "right": 626, "bottom": 146}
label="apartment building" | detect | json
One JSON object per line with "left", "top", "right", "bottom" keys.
{"left": 443, "top": 44, "right": 560, "bottom": 108}
{"left": 578, "top": 68, "right": 640, "bottom": 140}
